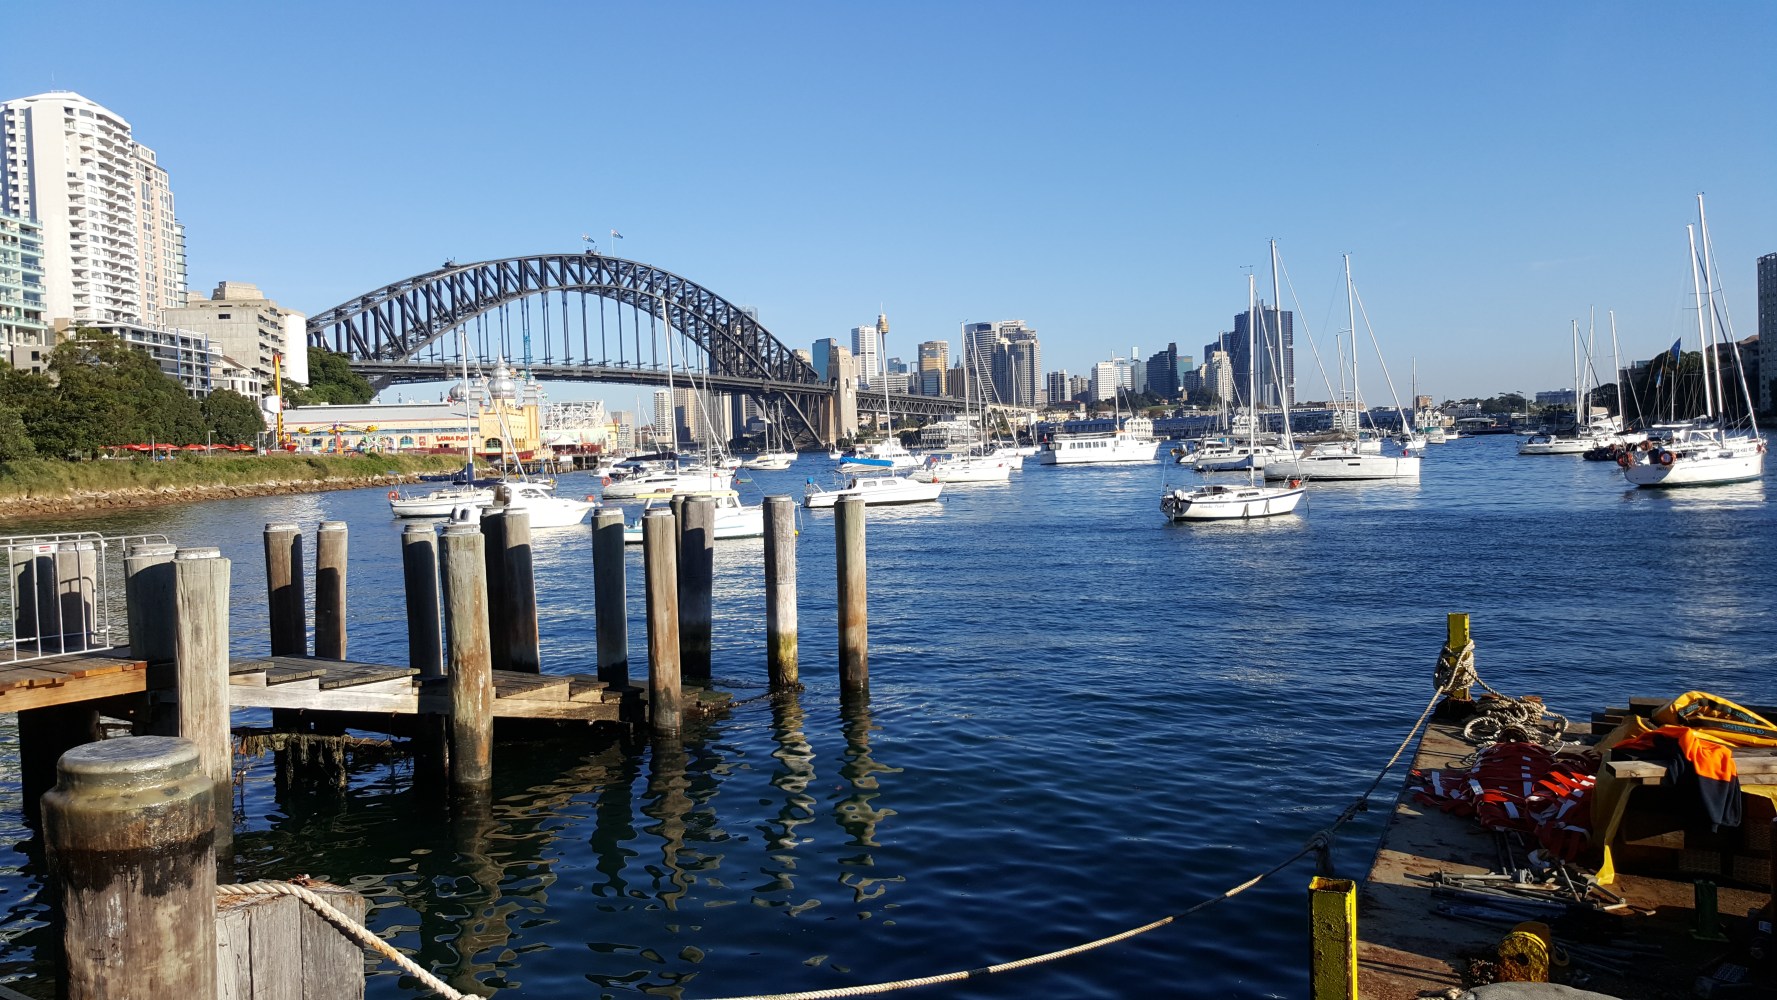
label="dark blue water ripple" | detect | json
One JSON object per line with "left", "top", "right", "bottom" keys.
{"left": 1, "top": 434, "right": 1773, "bottom": 997}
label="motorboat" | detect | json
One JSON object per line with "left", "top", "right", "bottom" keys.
{"left": 741, "top": 451, "right": 796, "bottom": 471}
{"left": 1188, "top": 440, "right": 1300, "bottom": 472}
{"left": 1038, "top": 416, "right": 1160, "bottom": 465}
{"left": 622, "top": 490, "right": 764, "bottom": 542}
{"left": 803, "top": 474, "right": 943, "bottom": 508}
{"left": 450, "top": 482, "right": 597, "bottom": 529}
{"left": 840, "top": 438, "right": 919, "bottom": 473}
{"left": 910, "top": 453, "right": 1012, "bottom": 484}
{"left": 601, "top": 464, "right": 734, "bottom": 500}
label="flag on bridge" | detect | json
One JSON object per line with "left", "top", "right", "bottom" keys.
{"left": 611, "top": 229, "right": 624, "bottom": 240}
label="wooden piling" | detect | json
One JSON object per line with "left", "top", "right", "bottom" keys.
{"left": 217, "top": 880, "right": 366, "bottom": 1000}
{"left": 262, "top": 523, "right": 306, "bottom": 656}
{"left": 502, "top": 508, "right": 541, "bottom": 673}
{"left": 43, "top": 736, "right": 217, "bottom": 1000}
{"left": 441, "top": 523, "right": 494, "bottom": 791}
{"left": 592, "top": 509, "right": 629, "bottom": 688}
{"left": 1308, "top": 876, "right": 1358, "bottom": 1000}
{"left": 836, "top": 496, "right": 868, "bottom": 691}
{"left": 124, "top": 542, "right": 178, "bottom": 663}
{"left": 764, "top": 495, "right": 799, "bottom": 691}
{"left": 480, "top": 507, "right": 511, "bottom": 672}
{"left": 678, "top": 496, "right": 714, "bottom": 685}
{"left": 643, "top": 510, "right": 682, "bottom": 737}
{"left": 314, "top": 521, "right": 348, "bottom": 660}
{"left": 175, "top": 547, "right": 234, "bottom": 851}
{"left": 401, "top": 523, "right": 444, "bottom": 680}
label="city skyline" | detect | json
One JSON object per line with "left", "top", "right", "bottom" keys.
{"left": 0, "top": 3, "right": 1770, "bottom": 409}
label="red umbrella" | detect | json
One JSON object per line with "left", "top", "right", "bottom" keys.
{"left": 181, "top": 443, "right": 205, "bottom": 451}
{"left": 154, "top": 443, "right": 177, "bottom": 451}
{"left": 124, "top": 443, "right": 150, "bottom": 452}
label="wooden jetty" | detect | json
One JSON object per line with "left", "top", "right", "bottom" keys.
{"left": 1351, "top": 619, "right": 1776, "bottom": 999}
{"left": 1, "top": 493, "right": 845, "bottom": 998}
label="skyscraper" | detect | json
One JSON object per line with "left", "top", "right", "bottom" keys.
{"left": 0, "top": 92, "right": 185, "bottom": 328}
{"left": 1231, "top": 303, "right": 1294, "bottom": 407}
{"left": 962, "top": 319, "right": 1043, "bottom": 407}
{"left": 851, "top": 313, "right": 889, "bottom": 389}
{"left": 1760, "top": 251, "right": 1777, "bottom": 411}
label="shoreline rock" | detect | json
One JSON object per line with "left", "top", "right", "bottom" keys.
{"left": 0, "top": 471, "right": 432, "bottom": 522}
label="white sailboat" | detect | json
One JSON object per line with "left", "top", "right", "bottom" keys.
{"left": 911, "top": 333, "right": 1013, "bottom": 484}
{"left": 1622, "top": 196, "right": 1765, "bottom": 488}
{"left": 1163, "top": 252, "right": 1305, "bottom": 521}
{"left": 742, "top": 409, "right": 798, "bottom": 470}
{"left": 1519, "top": 317, "right": 1637, "bottom": 456}
{"left": 621, "top": 490, "right": 764, "bottom": 542}
{"left": 1265, "top": 254, "right": 1420, "bottom": 483}
{"left": 810, "top": 316, "right": 938, "bottom": 506}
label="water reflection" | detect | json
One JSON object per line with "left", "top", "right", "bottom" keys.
{"left": 833, "top": 693, "right": 903, "bottom": 912}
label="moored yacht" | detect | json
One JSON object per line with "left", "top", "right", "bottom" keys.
{"left": 1038, "top": 415, "right": 1159, "bottom": 465}
{"left": 803, "top": 474, "right": 943, "bottom": 508}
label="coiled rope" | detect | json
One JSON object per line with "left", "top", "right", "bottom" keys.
{"left": 215, "top": 881, "right": 473, "bottom": 1000}
{"left": 703, "top": 654, "right": 1463, "bottom": 1000}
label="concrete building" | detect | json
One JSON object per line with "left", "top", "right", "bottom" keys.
{"left": 1, "top": 92, "right": 185, "bottom": 328}
{"left": 1760, "top": 251, "right": 1777, "bottom": 412}
{"left": 825, "top": 342, "right": 859, "bottom": 441}
{"left": 1090, "top": 360, "right": 1129, "bottom": 402}
{"left": 1200, "top": 350, "right": 1234, "bottom": 403}
{"left": 285, "top": 369, "right": 542, "bottom": 457}
{"left": 851, "top": 314, "right": 887, "bottom": 389}
{"left": 1045, "top": 370, "right": 1072, "bottom": 405}
{"left": 162, "top": 282, "right": 308, "bottom": 389}
{"left": 917, "top": 339, "right": 949, "bottom": 378}
{"left": 75, "top": 320, "right": 224, "bottom": 397}
{"left": 1145, "top": 344, "right": 1182, "bottom": 398}
{"left": 1229, "top": 303, "right": 1294, "bottom": 407}
{"left": 0, "top": 212, "right": 48, "bottom": 372}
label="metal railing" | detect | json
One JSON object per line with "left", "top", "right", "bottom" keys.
{"left": 1, "top": 532, "right": 169, "bottom": 665}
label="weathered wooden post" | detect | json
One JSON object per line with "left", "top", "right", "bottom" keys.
{"left": 480, "top": 506, "right": 511, "bottom": 672}
{"left": 643, "top": 510, "right": 682, "bottom": 737}
{"left": 836, "top": 496, "right": 868, "bottom": 691}
{"left": 678, "top": 497, "right": 714, "bottom": 685}
{"left": 441, "top": 522, "right": 494, "bottom": 792}
{"left": 764, "top": 495, "right": 799, "bottom": 691}
{"left": 314, "top": 521, "right": 348, "bottom": 660}
{"left": 42, "top": 736, "right": 217, "bottom": 1000}
{"left": 175, "top": 546, "right": 233, "bottom": 853}
{"left": 125, "top": 541, "right": 178, "bottom": 664}
{"left": 262, "top": 523, "right": 306, "bottom": 657}
{"left": 401, "top": 523, "right": 444, "bottom": 680}
{"left": 502, "top": 508, "right": 541, "bottom": 673}
{"left": 591, "top": 509, "right": 629, "bottom": 688}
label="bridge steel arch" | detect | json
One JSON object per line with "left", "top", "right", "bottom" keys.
{"left": 305, "top": 253, "right": 947, "bottom": 445}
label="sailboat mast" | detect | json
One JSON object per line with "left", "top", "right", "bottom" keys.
{"left": 1697, "top": 194, "right": 1727, "bottom": 419}
{"left": 1343, "top": 254, "right": 1358, "bottom": 437}
{"left": 1570, "top": 321, "right": 1580, "bottom": 433}
{"left": 1609, "top": 311, "right": 1625, "bottom": 428}
{"left": 1246, "top": 271, "right": 1258, "bottom": 487}
{"left": 1269, "top": 239, "right": 1294, "bottom": 448}
{"left": 1687, "top": 223, "right": 1713, "bottom": 420}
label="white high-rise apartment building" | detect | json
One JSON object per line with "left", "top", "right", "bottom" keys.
{"left": 1090, "top": 360, "right": 1131, "bottom": 402}
{"left": 851, "top": 313, "right": 887, "bottom": 390}
{"left": 1, "top": 92, "right": 184, "bottom": 328}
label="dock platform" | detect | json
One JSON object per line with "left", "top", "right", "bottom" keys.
{"left": 228, "top": 655, "right": 624, "bottom": 723}
{"left": 0, "top": 652, "right": 148, "bottom": 712}
{"left": 1359, "top": 714, "right": 1773, "bottom": 999}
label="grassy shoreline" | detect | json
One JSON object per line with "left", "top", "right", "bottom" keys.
{"left": 0, "top": 453, "right": 468, "bottom": 520}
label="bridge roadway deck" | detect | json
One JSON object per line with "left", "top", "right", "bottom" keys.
{"left": 0, "top": 651, "right": 621, "bottom": 724}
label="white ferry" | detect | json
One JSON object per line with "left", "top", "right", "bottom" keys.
{"left": 1037, "top": 416, "right": 1160, "bottom": 466}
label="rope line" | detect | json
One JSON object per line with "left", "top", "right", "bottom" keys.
{"left": 702, "top": 650, "right": 1462, "bottom": 1000}
{"left": 216, "top": 881, "right": 473, "bottom": 1000}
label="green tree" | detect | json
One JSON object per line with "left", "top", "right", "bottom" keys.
{"left": 0, "top": 362, "right": 43, "bottom": 460}
{"left": 289, "top": 348, "right": 374, "bottom": 405}
{"left": 31, "top": 329, "right": 205, "bottom": 458}
{"left": 0, "top": 403, "right": 33, "bottom": 460}
{"left": 201, "top": 389, "right": 268, "bottom": 445}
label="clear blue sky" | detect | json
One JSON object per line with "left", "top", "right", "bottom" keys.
{"left": 5, "top": 1, "right": 1772, "bottom": 405}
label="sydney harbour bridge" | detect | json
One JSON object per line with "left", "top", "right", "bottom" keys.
{"left": 304, "top": 253, "right": 969, "bottom": 446}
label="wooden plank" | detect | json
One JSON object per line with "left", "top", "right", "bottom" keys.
{"left": 12, "top": 652, "right": 140, "bottom": 679}
{"left": 0, "top": 668, "right": 149, "bottom": 712}
{"left": 568, "top": 677, "right": 611, "bottom": 703}
{"left": 230, "top": 656, "right": 277, "bottom": 677}
{"left": 492, "top": 672, "right": 571, "bottom": 701}
{"left": 316, "top": 663, "right": 415, "bottom": 690}
{"left": 0, "top": 666, "right": 70, "bottom": 691}
{"left": 229, "top": 684, "right": 420, "bottom": 714}
{"left": 266, "top": 664, "right": 323, "bottom": 685}
{"left": 1608, "top": 751, "right": 1777, "bottom": 785}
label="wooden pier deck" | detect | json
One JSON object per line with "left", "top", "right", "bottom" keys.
{"left": 1359, "top": 712, "right": 1774, "bottom": 999}
{"left": 228, "top": 655, "right": 624, "bottom": 723}
{"left": 0, "top": 652, "right": 148, "bottom": 712}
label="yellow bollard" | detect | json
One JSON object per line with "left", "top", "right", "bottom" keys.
{"left": 1308, "top": 876, "right": 1357, "bottom": 1000}
{"left": 1440, "top": 612, "right": 1473, "bottom": 700}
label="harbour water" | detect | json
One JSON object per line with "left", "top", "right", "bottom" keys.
{"left": 1, "top": 433, "right": 1773, "bottom": 997}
